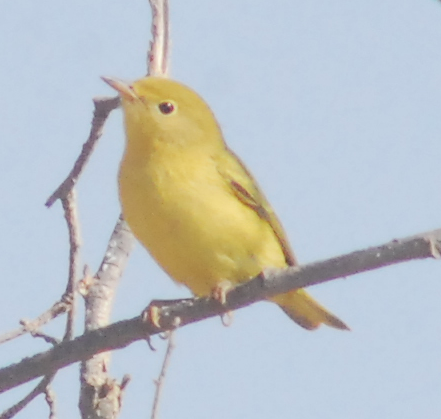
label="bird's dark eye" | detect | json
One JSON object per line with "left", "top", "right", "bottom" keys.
{"left": 158, "top": 101, "right": 175, "bottom": 114}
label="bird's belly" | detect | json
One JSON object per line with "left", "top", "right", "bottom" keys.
{"left": 119, "top": 159, "right": 285, "bottom": 296}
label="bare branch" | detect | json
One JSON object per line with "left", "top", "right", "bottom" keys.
{"left": 45, "top": 96, "right": 120, "bottom": 208}
{"left": 1, "top": 228, "right": 440, "bottom": 393}
{"left": 79, "top": 216, "right": 135, "bottom": 419}
{"left": 151, "top": 332, "right": 176, "bottom": 419}
{"left": 0, "top": 191, "right": 80, "bottom": 345}
{"left": 30, "top": 331, "right": 60, "bottom": 347}
{"left": 44, "top": 385, "right": 57, "bottom": 419}
{"left": 84, "top": 216, "right": 134, "bottom": 332}
{"left": 61, "top": 190, "right": 82, "bottom": 341}
{"left": 0, "top": 299, "right": 71, "bottom": 345}
{"left": 148, "top": 0, "right": 170, "bottom": 77}
{"left": 0, "top": 375, "right": 54, "bottom": 419}
{"left": 80, "top": 377, "right": 127, "bottom": 419}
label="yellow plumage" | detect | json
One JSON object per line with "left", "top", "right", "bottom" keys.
{"left": 103, "top": 76, "right": 348, "bottom": 330}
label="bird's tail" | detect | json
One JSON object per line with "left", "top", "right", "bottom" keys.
{"left": 271, "top": 289, "right": 349, "bottom": 330}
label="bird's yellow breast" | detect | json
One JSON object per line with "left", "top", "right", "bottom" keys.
{"left": 119, "top": 145, "right": 286, "bottom": 296}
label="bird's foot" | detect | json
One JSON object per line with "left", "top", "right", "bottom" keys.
{"left": 212, "top": 280, "right": 233, "bottom": 305}
{"left": 142, "top": 304, "right": 162, "bottom": 329}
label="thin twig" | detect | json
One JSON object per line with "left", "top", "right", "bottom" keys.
{"left": 61, "top": 190, "right": 82, "bottom": 341}
{"left": 0, "top": 314, "right": 60, "bottom": 417}
{"left": 0, "top": 374, "right": 54, "bottom": 419}
{"left": 30, "top": 331, "right": 60, "bottom": 346}
{"left": 151, "top": 332, "right": 176, "bottom": 419}
{"left": 44, "top": 385, "right": 57, "bottom": 419}
{"left": 1, "top": 228, "right": 440, "bottom": 394}
{"left": 45, "top": 96, "right": 120, "bottom": 208}
{"left": 0, "top": 257, "right": 76, "bottom": 345}
{"left": 0, "top": 299, "right": 71, "bottom": 345}
{"left": 148, "top": 0, "right": 170, "bottom": 76}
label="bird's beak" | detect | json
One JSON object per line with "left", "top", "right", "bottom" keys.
{"left": 101, "top": 76, "right": 138, "bottom": 101}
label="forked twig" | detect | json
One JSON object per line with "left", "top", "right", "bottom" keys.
{"left": 0, "top": 299, "right": 71, "bottom": 345}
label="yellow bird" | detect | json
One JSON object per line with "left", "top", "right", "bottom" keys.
{"left": 102, "top": 76, "right": 348, "bottom": 331}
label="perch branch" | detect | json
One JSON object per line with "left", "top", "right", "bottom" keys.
{"left": 1, "top": 228, "right": 440, "bottom": 393}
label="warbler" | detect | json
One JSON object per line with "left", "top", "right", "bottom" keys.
{"left": 102, "top": 76, "right": 348, "bottom": 330}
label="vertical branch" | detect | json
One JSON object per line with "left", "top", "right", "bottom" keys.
{"left": 79, "top": 217, "right": 135, "bottom": 419}
{"left": 148, "top": 0, "right": 170, "bottom": 76}
{"left": 150, "top": 332, "right": 176, "bottom": 419}
{"left": 44, "top": 385, "right": 57, "bottom": 419}
{"left": 61, "top": 190, "right": 82, "bottom": 341}
{"left": 79, "top": 1, "right": 171, "bottom": 418}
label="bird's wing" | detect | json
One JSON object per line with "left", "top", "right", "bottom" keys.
{"left": 216, "top": 147, "right": 298, "bottom": 267}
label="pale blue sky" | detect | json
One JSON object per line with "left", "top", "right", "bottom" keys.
{"left": 1, "top": 1, "right": 441, "bottom": 418}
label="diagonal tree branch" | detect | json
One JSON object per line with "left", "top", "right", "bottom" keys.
{"left": 0, "top": 374, "right": 55, "bottom": 419}
{"left": 1, "top": 228, "right": 440, "bottom": 394}
{"left": 45, "top": 96, "right": 120, "bottom": 208}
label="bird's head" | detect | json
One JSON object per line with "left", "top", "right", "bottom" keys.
{"left": 102, "top": 76, "right": 224, "bottom": 153}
